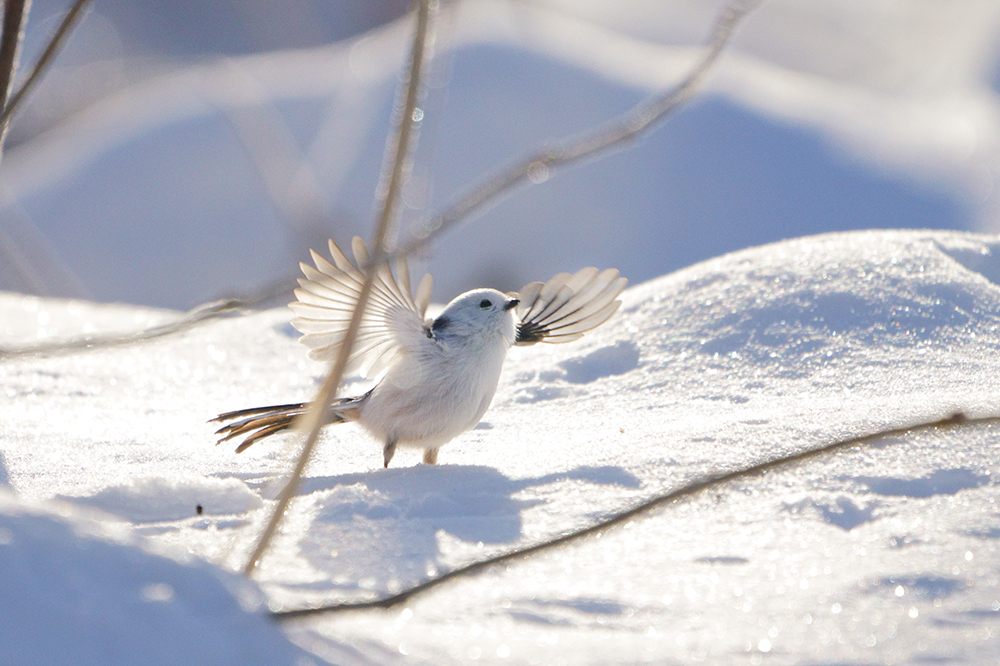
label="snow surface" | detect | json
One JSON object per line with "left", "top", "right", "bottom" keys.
{"left": 2, "top": 229, "right": 999, "bottom": 664}
{"left": 0, "top": 493, "right": 313, "bottom": 666}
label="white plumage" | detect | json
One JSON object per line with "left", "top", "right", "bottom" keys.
{"left": 213, "top": 237, "right": 627, "bottom": 467}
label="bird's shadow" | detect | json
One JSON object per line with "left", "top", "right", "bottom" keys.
{"left": 288, "top": 464, "right": 641, "bottom": 593}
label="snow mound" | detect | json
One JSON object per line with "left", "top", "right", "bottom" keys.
{"left": 3, "top": 229, "right": 1000, "bottom": 664}
{"left": 0, "top": 491, "right": 311, "bottom": 666}
{"left": 631, "top": 230, "right": 1000, "bottom": 365}
{"left": 62, "top": 475, "right": 262, "bottom": 523}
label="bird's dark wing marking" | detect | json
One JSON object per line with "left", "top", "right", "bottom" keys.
{"left": 515, "top": 267, "right": 627, "bottom": 346}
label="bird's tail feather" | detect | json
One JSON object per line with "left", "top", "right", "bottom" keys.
{"left": 211, "top": 394, "right": 365, "bottom": 453}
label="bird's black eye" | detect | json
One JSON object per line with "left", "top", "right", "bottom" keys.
{"left": 479, "top": 299, "right": 492, "bottom": 309}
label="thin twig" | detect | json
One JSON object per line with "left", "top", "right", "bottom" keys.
{"left": 0, "top": 0, "right": 29, "bottom": 107}
{"left": 0, "top": 0, "right": 91, "bottom": 302}
{"left": 1, "top": 0, "right": 91, "bottom": 127}
{"left": 0, "top": 276, "right": 296, "bottom": 359}
{"left": 3, "top": 0, "right": 759, "bottom": 359}
{"left": 272, "top": 411, "right": 989, "bottom": 619}
{"left": 240, "top": 0, "right": 435, "bottom": 578}
{"left": 395, "top": 0, "right": 761, "bottom": 260}
{"left": 0, "top": 0, "right": 31, "bottom": 160}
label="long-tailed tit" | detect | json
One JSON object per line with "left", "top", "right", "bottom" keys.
{"left": 212, "top": 237, "right": 627, "bottom": 467}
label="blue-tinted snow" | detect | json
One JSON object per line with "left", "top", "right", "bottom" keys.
{"left": 0, "top": 493, "right": 312, "bottom": 666}
{"left": 2, "top": 229, "right": 999, "bottom": 664}
{"left": 2, "top": 0, "right": 1000, "bottom": 662}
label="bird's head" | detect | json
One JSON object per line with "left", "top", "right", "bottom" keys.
{"left": 431, "top": 288, "right": 519, "bottom": 346}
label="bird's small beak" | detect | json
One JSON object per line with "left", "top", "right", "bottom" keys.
{"left": 503, "top": 297, "right": 520, "bottom": 311}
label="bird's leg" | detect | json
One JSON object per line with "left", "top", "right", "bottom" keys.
{"left": 383, "top": 439, "right": 397, "bottom": 468}
{"left": 422, "top": 447, "right": 439, "bottom": 465}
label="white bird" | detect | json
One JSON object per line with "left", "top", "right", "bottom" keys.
{"left": 212, "top": 237, "right": 627, "bottom": 467}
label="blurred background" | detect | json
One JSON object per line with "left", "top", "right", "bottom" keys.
{"left": 1, "top": 0, "right": 999, "bottom": 310}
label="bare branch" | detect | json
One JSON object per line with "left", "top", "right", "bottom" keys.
{"left": 396, "top": 0, "right": 762, "bottom": 259}
{"left": 272, "top": 411, "right": 986, "bottom": 619}
{"left": 240, "top": 0, "right": 435, "bottom": 578}
{"left": 0, "top": 1, "right": 28, "bottom": 106}
{"left": 1, "top": 0, "right": 91, "bottom": 127}
{"left": 0, "top": 276, "right": 295, "bottom": 359}
{"left": 3, "top": 0, "right": 760, "bottom": 360}
{"left": 0, "top": 0, "right": 31, "bottom": 160}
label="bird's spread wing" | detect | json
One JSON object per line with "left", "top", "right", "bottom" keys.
{"left": 515, "top": 267, "right": 627, "bottom": 345}
{"left": 288, "top": 237, "right": 433, "bottom": 378}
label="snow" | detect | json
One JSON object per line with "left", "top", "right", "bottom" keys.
{"left": 0, "top": 493, "right": 312, "bottom": 666}
{"left": 2, "top": 228, "right": 999, "bottom": 664}
{"left": 63, "top": 475, "right": 263, "bottom": 523}
{"left": 2, "top": 1, "right": 1000, "bottom": 662}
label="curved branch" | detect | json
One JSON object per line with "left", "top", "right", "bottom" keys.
{"left": 273, "top": 411, "right": 987, "bottom": 619}
{"left": 395, "top": 0, "right": 762, "bottom": 259}
{"left": 0, "top": 0, "right": 762, "bottom": 359}
{"left": 1, "top": 0, "right": 92, "bottom": 127}
{"left": 0, "top": 276, "right": 295, "bottom": 359}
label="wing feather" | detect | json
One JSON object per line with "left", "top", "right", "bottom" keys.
{"left": 522, "top": 271, "right": 573, "bottom": 321}
{"left": 289, "top": 237, "right": 432, "bottom": 376}
{"left": 415, "top": 273, "right": 433, "bottom": 315}
{"left": 515, "top": 281, "right": 544, "bottom": 316}
{"left": 515, "top": 267, "right": 626, "bottom": 346}
{"left": 542, "top": 299, "right": 623, "bottom": 338}
{"left": 533, "top": 272, "right": 625, "bottom": 329}
{"left": 395, "top": 256, "right": 412, "bottom": 299}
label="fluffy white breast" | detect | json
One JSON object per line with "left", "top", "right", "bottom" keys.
{"left": 357, "top": 287, "right": 517, "bottom": 449}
